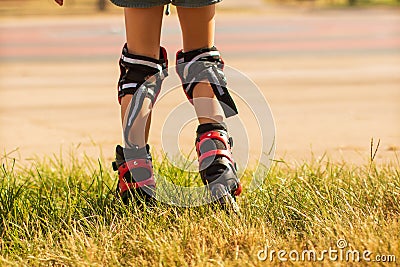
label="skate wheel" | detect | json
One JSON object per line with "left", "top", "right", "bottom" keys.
{"left": 209, "top": 183, "right": 240, "bottom": 214}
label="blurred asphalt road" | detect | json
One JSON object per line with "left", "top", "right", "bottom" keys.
{"left": 1, "top": 10, "right": 399, "bottom": 61}
{"left": 0, "top": 9, "right": 399, "bottom": 164}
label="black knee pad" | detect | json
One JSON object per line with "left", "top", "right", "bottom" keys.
{"left": 118, "top": 43, "right": 168, "bottom": 104}
{"left": 175, "top": 47, "right": 238, "bottom": 118}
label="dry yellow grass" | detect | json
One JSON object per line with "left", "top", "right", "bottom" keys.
{"left": 0, "top": 152, "right": 399, "bottom": 266}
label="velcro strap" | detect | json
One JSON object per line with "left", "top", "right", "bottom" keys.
{"left": 120, "top": 54, "right": 167, "bottom": 81}
{"left": 126, "top": 158, "right": 152, "bottom": 171}
{"left": 198, "top": 149, "right": 234, "bottom": 167}
{"left": 197, "top": 131, "right": 231, "bottom": 153}
{"left": 178, "top": 50, "right": 221, "bottom": 79}
{"left": 121, "top": 54, "right": 163, "bottom": 72}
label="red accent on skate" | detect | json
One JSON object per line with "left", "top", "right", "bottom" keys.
{"left": 196, "top": 130, "right": 235, "bottom": 167}
{"left": 198, "top": 149, "right": 234, "bottom": 167}
{"left": 118, "top": 177, "right": 156, "bottom": 193}
{"left": 117, "top": 159, "right": 155, "bottom": 194}
{"left": 196, "top": 131, "right": 231, "bottom": 156}
{"left": 126, "top": 158, "right": 152, "bottom": 172}
{"left": 117, "top": 162, "right": 130, "bottom": 181}
{"left": 196, "top": 130, "right": 231, "bottom": 158}
{"left": 234, "top": 183, "right": 242, "bottom": 196}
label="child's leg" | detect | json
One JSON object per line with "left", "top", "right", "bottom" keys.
{"left": 121, "top": 6, "right": 164, "bottom": 147}
{"left": 176, "top": 5, "right": 242, "bottom": 211}
{"left": 177, "top": 5, "right": 215, "bottom": 53}
{"left": 177, "top": 5, "right": 223, "bottom": 124}
{"left": 113, "top": 6, "right": 167, "bottom": 204}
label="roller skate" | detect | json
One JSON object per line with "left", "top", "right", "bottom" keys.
{"left": 112, "top": 144, "right": 156, "bottom": 205}
{"left": 196, "top": 123, "right": 242, "bottom": 213}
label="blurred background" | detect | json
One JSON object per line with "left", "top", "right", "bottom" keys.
{"left": 0, "top": 0, "right": 399, "bottom": 15}
{"left": 0, "top": 0, "right": 399, "bottom": 165}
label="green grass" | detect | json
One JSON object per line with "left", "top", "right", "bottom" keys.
{"left": 0, "top": 152, "right": 399, "bottom": 266}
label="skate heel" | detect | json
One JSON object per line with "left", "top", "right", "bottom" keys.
{"left": 112, "top": 144, "right": 156, "bottom": 205}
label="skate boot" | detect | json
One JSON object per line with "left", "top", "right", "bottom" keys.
{"left": 112, "top": 144, "right": 156, "bottom": 205}
{"left": 195, "top": 123, "right": 242, "bottom": 213}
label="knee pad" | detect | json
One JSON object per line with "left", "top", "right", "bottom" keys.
{"left": 118, "top": 44, "right": 168, "bottom": 147}
{"left": 175, "top": 47, "right": 238, "bottom": 118}
{"left": 118, "top": 44, "right": 168, "bottom": 103}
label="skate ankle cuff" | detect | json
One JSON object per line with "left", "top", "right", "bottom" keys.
{"left": 112, "top": 144, "right": 151, "bottom": 170}
{"left": 196, "top": 122, "right": 227, "bottom": 135}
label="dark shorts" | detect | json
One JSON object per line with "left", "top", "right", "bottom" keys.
{"left": 110, "top": 0, "right": 222, "bottom": 8}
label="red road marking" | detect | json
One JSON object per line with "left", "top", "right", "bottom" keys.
{"left": 1, "top": 15, "right": 399, "bottom": 60}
